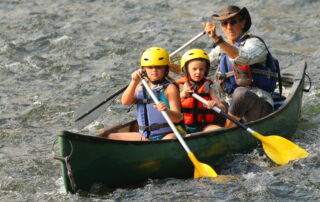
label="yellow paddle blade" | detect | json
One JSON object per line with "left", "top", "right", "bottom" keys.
{"left": 252, "top": 131, "right": 309, "bottom": 165}
{"left": 188, "top": 152, "right": 218, "bottom": 178}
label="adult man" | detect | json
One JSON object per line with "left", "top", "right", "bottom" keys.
{"left": 202, "top": 5, "right": 279, "bottom": 127}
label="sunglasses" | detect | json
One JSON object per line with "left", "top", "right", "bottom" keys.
{"left": 221, "top": 19, "right": 240, "bottom": 27}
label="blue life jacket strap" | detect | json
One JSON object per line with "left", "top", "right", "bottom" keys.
{"left": 142, "top": 85, "right": 150, "bottom": 138}
{"left": 136, "top": 98, "right": 154, "bottom": 104}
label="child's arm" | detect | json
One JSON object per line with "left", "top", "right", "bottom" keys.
{"left": 207, "top": 89, "right": 226, "bottom": 112}
{"left": 178, "top": 83, "right": 193, "bottom": 99}
{"left": 121, "top": 69, "right": 141, "bottom": 105}
{"left": 161, "top": 83, "right": 183, "bottom": 123}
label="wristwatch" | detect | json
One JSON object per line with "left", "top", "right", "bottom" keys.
{"left": 212, "top": 36, "right": 224, "bottom": 48}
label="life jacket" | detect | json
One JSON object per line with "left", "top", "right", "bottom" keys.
{"left": 136, "top": 80, "right": 173, "bottom": 140}
{"left": 216, "top": 35, "right": 280, "bottom": 94}
{"left": 176, "top": 77, "right": 215, "bottom": 131}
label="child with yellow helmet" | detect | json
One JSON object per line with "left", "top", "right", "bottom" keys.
{"left": 102, "top": 47, "right": 183, "bottom": 141}
{"left": 176, "top": 49, "right": 226, "bottom": 133}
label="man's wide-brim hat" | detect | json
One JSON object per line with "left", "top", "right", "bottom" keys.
{"left": 211, "top": 5, "right": 251, "bottom": 32}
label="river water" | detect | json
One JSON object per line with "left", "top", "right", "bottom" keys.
{"left": 1, "top": 0, "right": 319, "bottom": 201}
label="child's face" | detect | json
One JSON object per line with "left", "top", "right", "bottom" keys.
{"left": 143, "top": 66, "right": 166, "bottom": 81}
{"left": 187, "top": 60, "right": 207, "bottom": 82}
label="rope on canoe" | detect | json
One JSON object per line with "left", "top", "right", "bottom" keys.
{"left": 52, "top": 138, "right": 77, "bottom": 192}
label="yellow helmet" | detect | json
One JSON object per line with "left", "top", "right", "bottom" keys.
{"left": 140, "top": 47, "right": 170, "bottom": 67}
{"left": 180, "top": 49, "right": 210, "bottom": 72}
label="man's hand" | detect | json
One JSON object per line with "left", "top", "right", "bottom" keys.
{"left": 202, "top": 22, "right": 220, "bottom": 42}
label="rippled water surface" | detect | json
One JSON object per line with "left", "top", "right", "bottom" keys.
{"left": 1, "top": 0, "right": 320, "bottom": 201}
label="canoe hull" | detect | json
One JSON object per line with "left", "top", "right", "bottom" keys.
{"left": 56, "top": 62, "right": 306, "bottom": 193}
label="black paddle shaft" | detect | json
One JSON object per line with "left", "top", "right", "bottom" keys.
{"left": 74, "top": 85, "right": 128, "bottom": 122}
{"left": 218, "top": 110, "right": 248, "bottom": 131}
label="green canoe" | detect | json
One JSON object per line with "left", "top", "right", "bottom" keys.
{"left": 55, "top": 62, "right": 308, "bottom": 193}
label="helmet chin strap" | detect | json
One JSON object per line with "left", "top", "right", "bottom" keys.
{"left": 150, "top": 78, "right": 166, "bottom": 85}
{"left": 141, "top": 69, "right": 166, "bottom": 85}
{"left": 189, "top": 77, "right": 205, "bottom": 86}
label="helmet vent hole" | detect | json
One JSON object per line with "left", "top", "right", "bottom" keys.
{"left": 144, "top": 58, "right": 149, "bottom": 61}
{"left": 158, "top": 57, "right": 164, "bottom": 60}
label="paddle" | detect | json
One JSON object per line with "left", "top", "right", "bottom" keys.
{"left": 73, "top": 31, "right": 206, "bottom": 129}
{"left": 74, "top": 85, "right": 127, "bottom": 129}
{"left": 191, "top": 93, "right": 309, "bottom": 166}
{"left": 141, "top": 78, "right": 218, "bottom": 178}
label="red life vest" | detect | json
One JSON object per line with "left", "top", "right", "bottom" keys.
{"left": 176, "top": 77, "right": 215, "bottom": 128}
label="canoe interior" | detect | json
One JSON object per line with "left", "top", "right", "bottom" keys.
{"left": 56, "top": 62, "right": 307, "bottom": 193}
